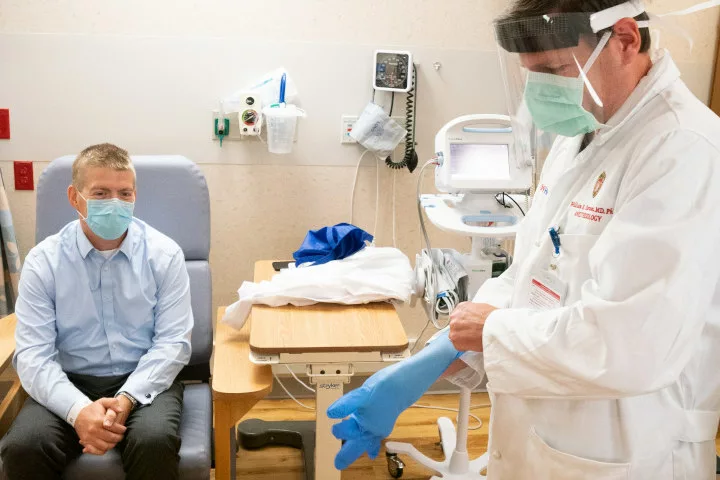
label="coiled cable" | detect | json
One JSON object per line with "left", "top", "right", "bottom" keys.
{"left": 386, "top": 65, "right": 419, "bottom": 173}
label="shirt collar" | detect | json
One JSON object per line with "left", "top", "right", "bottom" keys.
{"left": 75, "top": 221, "right": 94, "bottom": 259}
{"left": 75, "top": 220, "right": 137, "bottom": 260}
{"left": 118, "top": 222, "right": 136, "bottom": 259}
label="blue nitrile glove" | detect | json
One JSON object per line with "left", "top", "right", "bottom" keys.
{"left": 327, "top": 330, "right": 462, "bottom": 470}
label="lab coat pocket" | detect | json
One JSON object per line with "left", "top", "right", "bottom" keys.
{"left": 554, "top": 233, "right": 599, "bottom": 305}
{"left": 527, "top": 427, "right": 630, "bottom": 480}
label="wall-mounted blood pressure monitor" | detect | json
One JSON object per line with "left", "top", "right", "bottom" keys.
{"left": 373, "top": 50, "right": 413, "bottom": 93}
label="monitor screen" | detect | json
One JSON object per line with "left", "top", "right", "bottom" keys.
{"left": 449, "top": 143, "right": 510, "bottom": 180}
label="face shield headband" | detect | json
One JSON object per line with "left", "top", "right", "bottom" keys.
{"left": 496, "top": 0, "right": 720, "bottom": 55}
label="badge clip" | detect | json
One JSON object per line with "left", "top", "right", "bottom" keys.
{"left": 548, "top": 227, "right": 561, "bottom": 257}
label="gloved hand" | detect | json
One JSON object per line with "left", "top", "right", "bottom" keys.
{"left": 327, "top": 330, "right": 462, "bottom": 470}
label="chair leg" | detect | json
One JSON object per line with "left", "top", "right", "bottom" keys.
{"left": 229, "top": 425, "right": 237, "bottom": 480}
{"left": 237, "top": 419, "right": 316, "bottom": 480}
{"left": 210, "top": 428, "right": 215, "bottom": 469}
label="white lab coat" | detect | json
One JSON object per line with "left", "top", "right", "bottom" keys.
{"left": 468, "top": 51, "right": 720, "bottom": 479}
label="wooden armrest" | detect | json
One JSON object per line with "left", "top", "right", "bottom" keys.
{"left": 0, "top": 314, "right": 24, "bottom": 437}
{"left": 211, "top": 308, "right": 273, "bottom": 400}
{"left": 0, "top": 377, "right": 25, "bottom": 437}
{"left": 0, "top": 314, "right": 16, "bottom": 373}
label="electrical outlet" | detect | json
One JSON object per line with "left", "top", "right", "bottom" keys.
{"left": 340, "top": 115, "right": 406, "bottom": 145}
{"left": 340, "top": 115, "right": 358, "bottom": 144}
{"left": 0, "top": 110, "right": 9, "bottom": 140}
{"left": 14, "top": 161, "right": 33, "bottom": 190}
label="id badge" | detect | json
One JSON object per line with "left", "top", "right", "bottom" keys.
{"left": 529, "top": 268, "right": 567, "bottom": 310}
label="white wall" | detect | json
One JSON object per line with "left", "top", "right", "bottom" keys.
{"left": 0, "top": 0, "right": 718, "bottom": 341}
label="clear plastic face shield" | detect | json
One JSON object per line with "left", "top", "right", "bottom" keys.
{"left": 495, "top": 11, "right": 629, "bottom": 139}
{"left": 495, "top": 0, "right": 720, "bottom": 141}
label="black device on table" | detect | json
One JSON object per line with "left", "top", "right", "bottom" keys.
{"left": 272, "top": 261, "right": 294, "bottom": 271}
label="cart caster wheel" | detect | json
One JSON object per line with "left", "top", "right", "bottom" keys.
{"left": 386, "top": 452, "right": 404, "bottom": 478}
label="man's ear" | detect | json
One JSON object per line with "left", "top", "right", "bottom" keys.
{"left": 612, "top": 18, "right": 643, "bottom": 64}
{"left": 67, "top": 185, "right": 79, "bottom": 210}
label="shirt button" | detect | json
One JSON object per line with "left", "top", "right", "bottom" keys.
{"left": 103, "top": 295, "right": 111, "bottom": 301}
{"left": 145, "top": 394, "right": 151, "bottom": 399}
{"left": 492, "top": 450, "right": 502, "bottom": 460}
{"left": 103, "top": 267, "right": 109, "bottom": 272}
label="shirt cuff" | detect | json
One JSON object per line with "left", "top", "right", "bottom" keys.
{"left": 119, "top": 381, "right": 158, "bottom": 406}
{"left": 43, "top": 383, "right": 91, "bottom": 423}
{"left": 66, "top": 397, "right": 93, "bottom": 427}
{"left": 446, "top": 361, "right": 486, "bottom": 390}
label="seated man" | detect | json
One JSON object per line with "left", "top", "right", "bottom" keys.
{"left": 0, "top": 143, "right": 193, "bottom": 480}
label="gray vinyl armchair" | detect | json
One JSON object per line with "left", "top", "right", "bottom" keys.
{"left": 0, "top": 155, "right": 213, "bottom": 479}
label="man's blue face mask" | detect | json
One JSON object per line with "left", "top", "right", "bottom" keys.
{"left": 78, "top": 192, "right": 135, "bottom": 240}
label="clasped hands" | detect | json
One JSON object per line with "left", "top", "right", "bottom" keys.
{"left": 74, "top": 394, "right": 134, "bottom": 455}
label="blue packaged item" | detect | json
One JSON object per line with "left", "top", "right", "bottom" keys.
{"left": 293, "top": 223, "right": 374, "bottom": 266}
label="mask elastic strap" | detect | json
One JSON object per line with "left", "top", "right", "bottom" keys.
{"left": 76, "top": 192, "right": 89, "bottom": 221}
{"left": 582, "top": 32, "right": 611, "bottom": 74}
{"left": 572, "top": 31, "right": 612, "bottom": 108}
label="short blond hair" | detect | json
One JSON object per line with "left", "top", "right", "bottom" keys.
{"left": 72, "top": 143, "right": 136, "bottom": 190}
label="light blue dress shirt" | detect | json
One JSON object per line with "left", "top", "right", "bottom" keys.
{"left": 13, "top": 218, "right": 193, "bottom": 421}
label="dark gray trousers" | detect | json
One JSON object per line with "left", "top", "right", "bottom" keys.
{"left": 0, "top": 373, "right": 184, "bottom": 480}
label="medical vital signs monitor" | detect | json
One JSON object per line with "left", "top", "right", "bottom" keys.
{"left": 434, "top": 114, "right": 532, "bottom": 194}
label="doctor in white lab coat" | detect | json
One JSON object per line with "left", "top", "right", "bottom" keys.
{"left": 447, "top": 1, "right": 720, "bottom": 479}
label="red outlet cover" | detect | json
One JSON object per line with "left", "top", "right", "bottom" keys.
{"left": 14, "top": 161, "right": 34, "bottom": 191}
{"left": 0, "top": 110, "right": 9, "bottom": 140}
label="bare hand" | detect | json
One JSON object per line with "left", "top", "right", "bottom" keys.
{"left": 75, "top": 398, "right": 127, "bottom": 455}
{"left": 103, "top": 395, "right": 132, "bottom": 429}
{"left": 448, "top": 302, "right": 498, "bottom": 352}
